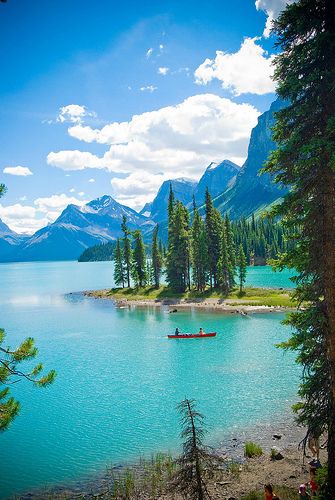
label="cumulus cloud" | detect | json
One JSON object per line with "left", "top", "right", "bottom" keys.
{"left": 47, "top": 150, "right": 106, "bottom": 171}
{"left": 111, "top": 170, "right": 169, "bottom": 210}
{"left": 255, "top": 0, "right": 292, "bottom": 37}
{"left": 195, "top": 37, "right": 276, "bottom": 95}
{"left": 140, "top": 85, "right": 157, "bottom": 92}
{"left": 0, "top": 203, "right": 45, "bottom": 234}
{"left": 158, "top": 67, "right": 169, "bottom": 75}
{"left": 48, "top": 94, "right": 259, "bottom": 195}
{"left": 3, "top": 166, "right": 33, "bottom": 176}
{"left": 0, "top": 194, "right": 89, "bottom": 234}
{"left": 88, "top": 178, "right": 95, "bottom": 183}
{"left": 57, "top": 104, "right": 96, "bottom": 124}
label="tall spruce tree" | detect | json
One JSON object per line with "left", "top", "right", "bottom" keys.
{"left": 113, "top": 238, "right": 125, "bottom": 288}
{"left": 218, "top": 220, "right": 232, "bottom": 295}
{"left": 121, "top": 216, "right": 132, "bottom": 288}
{"left": 225, "top": 215, "right": 236, "bottom": 287}
{"left": 191, "top": 202, "right": 208, "bottom": 292}
{"left": 237, "top": 244, "right": 247, "bottom": 294}
{"left": 263, "top": 0, "right": 335, "bottom": 490}
{"left": 151, "top": 224, "right": 162, "bottom": 289}
{"left": 166, "top": 201, "right": 190, "bottom": 291}
{"left": 131, "top": 230, "right": 147, "bottom": 288}
{"left": 204, "top": 189, "right": 221, "bottom": 288}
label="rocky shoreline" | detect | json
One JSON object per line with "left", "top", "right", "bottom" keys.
{"left": 83, "top": 290, "right": 295, "bottom": 315}
{"left": 17, "top": 416, "right": 324, "bottom": 500}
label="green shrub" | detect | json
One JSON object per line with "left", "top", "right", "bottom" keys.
{"left": 316, "top": 465, "right": 329, "bottom": 499}
{"left": 227, "top": 460, "right": 241, "bottom": 478}
{"left": 244, "top": 441, "right": 263, "bottom": 458}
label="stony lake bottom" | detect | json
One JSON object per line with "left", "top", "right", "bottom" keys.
{"left": 0, "top": 261, "right": 299, "bottom": 498}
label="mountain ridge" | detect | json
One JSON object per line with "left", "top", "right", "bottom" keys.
{"left": 0, "top": 99, "right": 285, "bottom": 262}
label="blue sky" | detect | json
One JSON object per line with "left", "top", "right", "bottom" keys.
{"left": 0, "top": 0, "right": 288, "bottom": 233}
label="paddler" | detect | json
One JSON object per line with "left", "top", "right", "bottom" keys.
{"left": 199, "top": 327, "right": 205, "bottom": 336}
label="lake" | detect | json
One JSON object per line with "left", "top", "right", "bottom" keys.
{"left": 0, "top": 262, "right": 297, "bottom": 498}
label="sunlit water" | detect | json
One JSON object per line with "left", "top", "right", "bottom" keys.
{"left": 0, "top": 262, "right": 297, "bottom": 498}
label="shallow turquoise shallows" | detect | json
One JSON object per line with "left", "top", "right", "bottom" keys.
{"left": 0, "top": 262, "right": 297, "bottom": 498}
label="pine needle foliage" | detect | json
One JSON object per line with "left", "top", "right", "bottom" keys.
{"left": 173, "top": 399, "right": 211, "bottom": 500}
{"left": 263, "top": 0, "right": 335, "bottom": 492}
{"left": 113, "top": 238, "right": 125, "bottom": 288}
{"left": 151, "top": 224, "right": 162, "bottom": 289}
{"left": 0, "top": 328, "right": 56, "bottom": 431}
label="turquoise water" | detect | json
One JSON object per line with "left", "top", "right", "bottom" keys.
{"left": 0, "top": 262, "right": 297, "bottom": 498}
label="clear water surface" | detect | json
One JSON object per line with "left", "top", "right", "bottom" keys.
{"left": 0, "top": 262, "right": 297, "bottom": 498}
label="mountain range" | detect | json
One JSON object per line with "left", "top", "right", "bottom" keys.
{"left": 0, "top": 99, "right": 285, "bottom": 262}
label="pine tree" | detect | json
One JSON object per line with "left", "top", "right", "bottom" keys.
{"left": 166, "top": 201, "right": 190, "bottom": 291}
{"left": 0, "top": 329, "right": 56, "bottom": 431}
{"left": 131, "top": 230, "right": 147, "bottom": 288}
{"left": 151, "top": 224, "right": 162, "bottom": 289}
{"left": 218, "top": 220, "right": 232, "bottom": 295}
{"left": 173, "top": 399, "right": 211, "bottom": 500}
{"left": 237, "top": 244, "right": 247, "bottom": 294}
{"left": 263, "top": 0, "right": 335, "bottom": 490}
{"left": 0, "top": 184, "right": 56, "bottom": 431}
{"left": 191, "top": 203, "right": 208, "bottom": 291}
{"left": 204, "top": 189, "right": 221, "bottom": 288}
{"left": 121, "top": 216, "right": 132, "bottom": 288}
{"left": 225, "top": 215, "right": 236, "bottom": 287}
{"left": 113, "top": 238, "right": 125, "bottom": 288}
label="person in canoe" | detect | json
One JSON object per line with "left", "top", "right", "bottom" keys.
{"left": 175, "top": 327, "right": 181, "bottom": 335}
{"left": 199, "top": 327, "right": 205, "bottom": 336}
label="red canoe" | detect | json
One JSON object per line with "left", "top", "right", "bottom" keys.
{"left": 168, "top": 332, "right": 216, "bottom": 339}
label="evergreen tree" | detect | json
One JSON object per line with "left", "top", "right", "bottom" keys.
{"left": 263, "top": 0, "right": 335, "bottom": 490}
{"left": 218, "top": 220, "right": 232, "bottom": 295}
{"left": 237, "top": 244, "right": 247, "bottom": 294}
{"left": 191, "top": 203, "right": 208, "bottom": 291}
{"left": 225, "top": 215, "right": 236, "bottom": 287}
{"left": 0, "top": 331, "right": 56, "bottom": 432}
{"left": 204, "top": 189, "right": 221, "bottom": 288}
{"left": 166, "top": 201, "right": 190, "bottom": 291}
{"left": 173, "top": 399, "right": 211, "bottom": 500}
{"left": 121, "top": 216, "right": 132, "bottom": 288}
{"left": 0, "top": 184, "right": 56, "bottom": 431}
{"left": 151, "top": 224, "right": 162, "bottom": 289}
{"left": 113, "top": 238, "right": 125, "bottom": 288}
{"left": 131, "top": 230, "right": 147, "bottom": 288}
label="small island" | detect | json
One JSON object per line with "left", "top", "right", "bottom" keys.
{"left": 85, "top": 285, "right": 297, "bottom": 314}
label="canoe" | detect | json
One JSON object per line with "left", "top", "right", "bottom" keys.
{"left": 168, "top": 332, "right": 216, "bottom": 339}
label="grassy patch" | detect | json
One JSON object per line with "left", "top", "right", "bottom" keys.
{"left": 91, "top": 285, "right": 297, "bottom": 308}
{"left": 244, "top": 441, "right": 263, "bottom": 458}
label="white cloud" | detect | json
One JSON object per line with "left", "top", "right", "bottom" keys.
{"left": 158, "top": 67, "right": 169, "bottom": 75}
{"left": 69, "top": 188, "right": 75, "bottom": 193}
{"left": 3, "top": 166, "right": 33, "bottom": 176}
{"left": 111, "top": 170, "right": 169, "bottom": 210}
{"left": 57, "top": 104, "right": 96, "bottom": 124}
{"left": 34, "top": 193, "right": 87, "bottom": 215}
{"left": 255, "top": 0, "right": 292, "bottom": 37}
{"left": 88, "top": 178, "right": 95, "bottom": 183}
{"left": 78, "top": 191, "right": 85, "bottom": 196}
{"left": 140, "top": 85, "right": 157, "bottom": 92}
{"left": 48, "top": 94, "right": 259, "bottom": 186}
{"left": 19, "top": 196, "right": 27, "bottom": 201}
{"left": 146, "top": 48, "right": 153, "bottom": 58}
{"left": 159, "top": 44, "right": 164, "bottom": 50}
{"left": 194, "top": 37, "right": 276, "bottom": 96}
{"left": 0, "top": 194, "right": 90, "bottom": 234}
{"left": 0, "top": 203, "right": 46, "bottom": 234}
{"left": 47, "top": 150, "right": 106, "bottom": 171}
